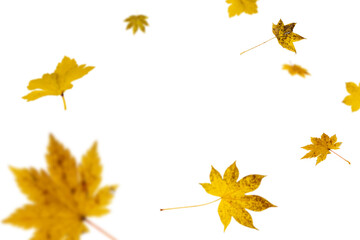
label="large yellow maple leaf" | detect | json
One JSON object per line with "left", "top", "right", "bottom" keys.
{"left": 301, "top": 133, "right": 349, "bottom": 165}
{"left": 22, "top": 56, "right": 94, "bottom": 110}
{"left": 272, "top": 19, "right": 305, "bottom": 53}
{"left": 343, "top": 82, "right": 360, "bottom": 112}
{"left": 3, "top": 135, "right": 117, "bottom": 240}
{"left": 200, "top": 162, "right": 275, "bottom": 231}
{"left": 226, "top": 0, "right": 258, "bottom": 18}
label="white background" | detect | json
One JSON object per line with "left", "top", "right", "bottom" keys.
{"left": 1, "top": 0, "right": 360, "bottom": 239}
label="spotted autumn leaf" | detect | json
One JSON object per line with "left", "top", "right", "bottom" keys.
{"left": 282, "top": 64, "right": 310, "bottom": 78}
{"left": 226, "top": 0, "right": 258, "bottom": 18}
{"left": 161, "top": 162, "right": 276, "bottom": 231}
{"left": 272, "top": 19, "right": 305, "bottom": 53}
{"left": 22, "top": 56, "right": 94, "bottom": 110}
{"left": 125, "top": 15, "right": 149, "bottom": 34}
{"left": 3, "top": 135, "right": 117, "bottom": 240}
{"left": 343, "top": 82, "right": 360, "bottom": 112}
{"left": 301, "top": 133, "right": 350, "bottom": 165}
{"left": 241, "top": 19, "right": 304, "bottom": 55}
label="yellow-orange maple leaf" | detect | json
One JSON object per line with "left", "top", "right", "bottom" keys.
{"left": 226, "top": 0, "right": 258, "bottom": 18}
{"left": 282, "top": 64, "right": 310, "bottom": 78}
{"left": 200, "top": 162, "right": 275, "bottom": 231}
{"left": 272, "top": 19, "right": 305, "bottom": 53}
{"left": 22, "top": 56, "right": 94, "bottom": 110}
{"left": 301, "top": 133, "right": 349, "bottom": 165}
{"left": 240, "top": 19, "right": 304, "bottom": 55}
{"left": 3, "top": 134, "right": 117, "bottom": 240}
{"left": 343, "top": 82, "right": 360, "bottom": 112}
{"left": 125, "top": 15, "right": 149, "bottom": 34}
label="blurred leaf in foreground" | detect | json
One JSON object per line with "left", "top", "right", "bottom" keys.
{"left": 3, "top": 134, "right": 117, "bottom": 240}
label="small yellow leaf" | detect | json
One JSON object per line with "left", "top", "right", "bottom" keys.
{"left": 301, "top": 133, "right": 349, "bottom": 165}
{"left": 200, "top": 162, "right": 275, "bottom": 231}
{"left": 125, "top": 15, "right": 149, "bottom": 34}
{"left": 226, "top": 0, "right": 258, "bottom": 18}
{"left": 343, "top": 82, "right": 360, "bottom": 112}
{"left": 3, "top": 134, "right": 117, "bottom": 240}
{"left": 282, "top": 64, "right": 310, "bottom": 78}
{"left": 22, "top": 56, "right": 94, "bottom": 110}
{"left": 272, "top": 19, "right": 305, "bottom": 53}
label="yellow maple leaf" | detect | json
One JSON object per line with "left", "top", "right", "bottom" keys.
{"left": 22, "top": 56, "right": 94, "bottom": 110}
{"left": 161, "top": 162, "right": 275, "bottom": 231}
{"left": 125, "top": 15, "right": 149, "bottom": 34}
{"left": 226, "top": 0, "right": 258, "bottom": 18}
{"left": 3, "top": 134, "right": 117, "bottom": 240}
{"left": 343, "top": 82, "right": 360, "bottom": 112}
{"left": 282, "top": 64, "right": 310, "bottom": 78}
{"left": 240, "top": 19, "right": 304, "bottom": 55}
{"left": 272, "top": 19, "right": 305, "bottom": 53}
{"left": 301, "top": 133, "right": 350, "bottom": 165}
{"left": 200, "top": 162, "right": 275, "bottom": 230}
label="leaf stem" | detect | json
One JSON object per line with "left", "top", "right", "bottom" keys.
{"left": 240, "top": 37, "right": 276, "bottom": 55}
{"left": 61, "top": 93, "right": 67, "bottom": 110}
{"left": 160, "top": 198, "right": 221, "bottom": 211}
{"left": 84, "top": 218, "right": 117, "bottom": 240}
{"left": 329, "top": 149, "right": 351, "bottom": 164}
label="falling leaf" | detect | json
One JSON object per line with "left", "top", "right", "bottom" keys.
{"left": 343, "top": 82, "right": 360, "bottom": 112}
{"left": 226, "top": 0, "right": 258, "bottom": 18}
{"left": 272, "top": 19, "right": 305, "bottom": 53}
{"left": 161, "top": 162, "right": 276, "bottom": 231}
{"left": 282, "top": 64, "right": 310, "bottom": 78}
{"left": 3, "top": 134, "right": 117, "bottom": 240}
{"left": 125, "top": 15, "right": 149, "bottom": 34}
{"left": 22, "top": 56, "right": 94, "bottom": 110}
{"left": 200, "top": 162, "right": 275, "bottom": 230}
{"left": 301, "top": 133, "right": 350, "bottom": 165}
{"left": 240, "top": 19, "right": 304, "bottom": 55}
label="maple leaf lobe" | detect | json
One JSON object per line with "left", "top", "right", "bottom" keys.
{"left": 238, "top": 174, "right": 266, "bottom": 193}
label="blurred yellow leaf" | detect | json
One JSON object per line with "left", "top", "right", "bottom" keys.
{"left": 226, "top": 0, "right": 258, "bottom": 18}
{"left": 22, "top": 56, "right": 94, "bottom": 110}
{"left": 282, "top": 64, "right": 310, "bottom": 78}
{"left": 343, "top": 82, "right": 360, "bottom": 112}
{"left": 125, "top": 15, "right": 149, "bottom": 34}
{"left": 200, "top": 162, "right": 275, "bottom": 231}
{"left": 272, "top": 19, "right": 305, "bottom": 53}
{"left": 301, "top": 133, "right": 349, "bottom": 165}
{"left": 3, "top": 135, "right": 117, "bottom": 240}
